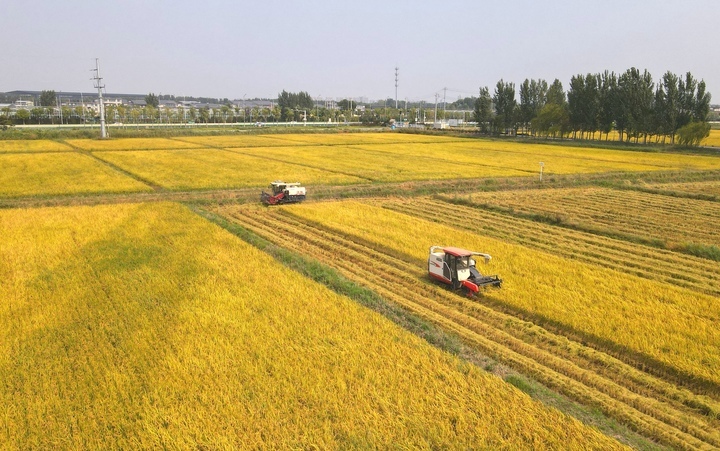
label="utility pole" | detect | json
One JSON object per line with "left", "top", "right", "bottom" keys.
{"left": 91, "top": 58, "right": 108, "bottom": 139}
{"left": 56, "top": 95, "right": 62, "bottom": 124}
{"left": 434, "top": 93, "right": 439, "bottom": 125}
{"left": 394, "top": 66, "right": 399, "bottom": 109}
{"left": 443, "top": 87, "right": 447, "bottom": 118}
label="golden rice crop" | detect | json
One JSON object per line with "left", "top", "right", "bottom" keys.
{"left": 0, "top": 153, "right": 152, "bottom": 197}
{"left": 233, "top": 145, "right": 529, "bottom": 182}
{"left": 66, "top": 137, "right": 204, "bottom": 151}
{"left": 224, "top": 204, "right": 720, "bottom": 449}
{"left": 93, "top": 149, "right": 364, "bottom": 189}
{"left": 173, "top": 134, "right": 297, "bottom": 148}
{"left": 442, "top": 140, "right": 720, "bottom": 172}
{"left": 0, "top": 202, "right": 622, "bottom": 449}
{"left": 284, "top": 200, "right": 720, "bottom": 386}
{"left": 263, "top": 131, "right": 462, "bottom": 145}
{"left": 351, "top": 142, "right": 665, "bottom": 175}
{"left": 459, "top": 186, "right": 720, "bottom": 248}
{"left": 702, "top": 129, "right": 720, "bottom": 147}
{"left": 0, "top": 139, "right": 73, "bottom": 152}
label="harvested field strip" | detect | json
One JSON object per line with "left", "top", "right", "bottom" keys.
{"left": 645, "top": 180, "right": 720, "bottom": 198}
{"left": 458, "top": 187, "right": 720, "bottom": 248}
{"left": 383, "top": 198, "right": 720, "bottom": 296}
{"left": 220, "top": 206, "right": 720, "bottom": 450}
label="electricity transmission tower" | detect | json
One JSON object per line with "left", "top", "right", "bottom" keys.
{"left": 91, "top": 58, "right": 108, "bottom": 139}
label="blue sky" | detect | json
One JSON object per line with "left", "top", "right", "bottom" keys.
{"left": 2, "top": 0, "right": 718, "bottom": 103}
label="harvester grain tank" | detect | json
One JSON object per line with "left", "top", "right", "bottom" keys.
{"left": 261, "top": 181, "right": 306, "bottom": 205}
{"left": 428, "top": 245, "right": 501, "bottom": 295}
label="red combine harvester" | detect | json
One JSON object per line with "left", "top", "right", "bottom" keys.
{"left": 260, "top": 181, "right": 306, "bottom": 205}
{"left": 428, "top": 245, "right": 502, "bottom": 296}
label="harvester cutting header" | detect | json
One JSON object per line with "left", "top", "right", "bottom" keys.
{"left": 261, "top": 181, "right": 306, "bottom": 205}
{"left": 428, "top": 245, "right": 502, "bottom": 296}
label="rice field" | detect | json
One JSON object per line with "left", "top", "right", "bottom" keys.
{"left": 702, "top": 129, "right": 720, "bottom": 147}
{"left": 442, "top": 140, "right": 720, "bottom": 172}
{"left": 0, "top": 152, "right": 152, "bottom": 197}
{"left": 645, "top": 179, "right": 720, "bottom": 198}
{"left": 220, "top": 201, "right": 720, "bottom": 450}
{"left": 66, "top": 137, "right": 204, "bottom": 151}
{"left": 454, "top": 186, "right": 720, "bottom": 249}
{"left": 277, "top": 201, "right": 720, "bottom": 389}
{"left": 0, "top": 202, "right": 622, "bottom": 449}
{"left": 3, "top": 133, "right": 720, "bottom": 200}
{"left": 263, "top": 132, "right": 464, "bottom": 145}
{"left": 3, "top": 130, "right": 720, "bottom": 447}
{"left": 0, "top": 139, "right": 73, "bottom": 152}
{"left": 172, "top": 134, "right": 299, "bottom": 148}
{"left": 232, "top": 145, "right": 529, "bottom": 182}
{"left": 93, "top": 148, "right": 364, "bottom": 190}
{"left": 382, "top": 197, "right": 720, "bottom": 296}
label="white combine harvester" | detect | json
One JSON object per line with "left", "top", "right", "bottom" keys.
{"left": 260, "top": 181, "right": 306, "bottom": 205}
{"left": 428, "top": 245, "right": 502, "bottom": 296}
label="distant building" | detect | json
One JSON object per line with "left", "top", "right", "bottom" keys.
{"left": 13, "top": 99, "right": 34, "bottom": 110}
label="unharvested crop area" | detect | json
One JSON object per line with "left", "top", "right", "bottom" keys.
{"left": 2, "top": 131, "right": 720, "bottom": 449}
{"left": 93, "top": 148, "right": 365, "bottom": 190}
{"left": 3, "top": 132, "right": 720, "bottom": 198}
{"left": 0, "top": 139, "right": 73, "bottom": 152}
{"left": 0, "top": 202, "right": 620, "bottom": 449}
{"left": 0, "top": 152, "right": 152, "bottom": 197}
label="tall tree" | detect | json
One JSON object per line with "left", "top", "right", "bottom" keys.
{"left": 618, "top": 68, "right": 654, "bottom": 143}
{"left": 145, "top": 92, "right": 159, "bottom": 108}
{"left": 473, "top": 86, "right": 493, "bottom": 134}
{"left": 39, "top": 90, "right": 56, "bottom": 107}
{"left": 492, "top": 79, "right": 517, "bottom": 134}
{"left": 597, "top": 71, "right": 617, "bottom": 141}
{"left": 278, "top": 90, "right": 315, "bottom": 121}
{"left": 567, "top": 75, "right": 585, "bottom": 139}
{"left": 546, "top": 79, "right": 566, "bottom": 106}
{"left": 519, "top": 79, "right": 548, "bottom": 135}
{"left": 694, "top": 79, "right": 711, "bottom": 122}
{"left": 568, "top": 74, "right": 600, "bottom": 139}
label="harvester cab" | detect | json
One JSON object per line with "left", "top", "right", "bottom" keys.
{"left": 261, "top": 181, "right": 306, "bottom": 205}
{"left": 428, "top": 245, "right": 502, "bottom": 296}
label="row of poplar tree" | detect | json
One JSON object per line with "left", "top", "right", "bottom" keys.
{"left": 474, "top": 68, "right": 712, "bottom": 145}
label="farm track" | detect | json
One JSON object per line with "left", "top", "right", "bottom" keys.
{"left": 383, "top": 198, "right": 720, "bottom": 297}
{"left": 220, "top": 206, "right": 720, "bottom": 451}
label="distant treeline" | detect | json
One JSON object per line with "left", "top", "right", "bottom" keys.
{"left": 473, "top": 68, "right": 712, "bottom": 145}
